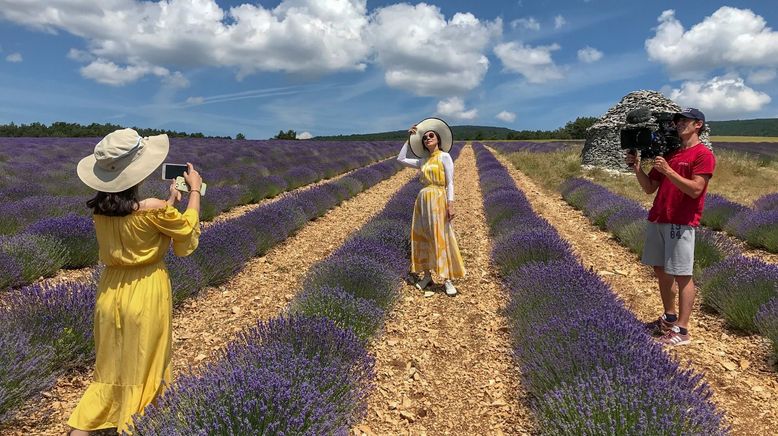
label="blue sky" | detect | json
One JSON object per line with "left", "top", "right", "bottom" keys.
{"left": 1, "top": 0, "right": 777, "bottom": 139}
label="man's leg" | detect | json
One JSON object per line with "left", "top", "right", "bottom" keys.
{"left": 675, "top": 275, "right": 696, "bottom": 329}
{"left": 654, "top": 266, "right": 677, "bottom": 315}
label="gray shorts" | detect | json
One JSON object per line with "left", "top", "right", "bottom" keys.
{"left": 641, "top": 222, "right": 695, "bottom": 276}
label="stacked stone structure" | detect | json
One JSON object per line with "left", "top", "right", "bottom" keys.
{"left": 581, "top": 90, "right": 711, "bottom": 171}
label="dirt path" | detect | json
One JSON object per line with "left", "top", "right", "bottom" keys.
{"left": 5, "top": 167, "right": 417, "bottom": 436}
{"left": 357, "top": 145, "right": 534, "bottom": 436}
{"left": 492, "top": 149, "right": 778, "bottom": 435}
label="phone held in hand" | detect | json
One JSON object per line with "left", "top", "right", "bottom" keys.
{"left": 174, "top": 177, "right": 207, "bottom": 196}
{"left": 161, "top": 163, "right": 188, "bottom": 180}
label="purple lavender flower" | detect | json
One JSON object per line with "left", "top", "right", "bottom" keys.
{"left": 491, "top": 228, "right": 575, "bottom": 276}
{"left": 131, "top": 316, "right": 374, "bottom": 435}
{"left": 699, "top": 256, "right": 778, "bottom": 332}
{"left": 290, "top": 286, "right": 385, "bottom": 342}
{"left": 25, "top": 215, "right": 98, "bottom": 268}
{"left": 0, "top": 234, "right": 67, "bottom": 286}
{"left": 303, "top": 255, "right": 399, "bottom": 310}
{"left": 755, "top": 298, "right": 778, "bottom": 358}
{"left": 702, "top": 194, "right": 747, "bottom": 230}
{"left": 754, "top": 192, "right": 778, "bottom": 212}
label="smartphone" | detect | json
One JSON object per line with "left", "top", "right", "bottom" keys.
{"left": 162, "top": 163, "right": 188, "bottom": 180}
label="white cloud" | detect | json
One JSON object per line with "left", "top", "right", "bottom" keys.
{"left": 5, "top": 52, "right": 22, "bottom": 62}
{"left": 67, "top": 48, "right": 93, "bottom": 62}
{"left": 510, "top": 17, "right": 540, "bottom": 31}
{"left": 747, "top": 69, "right": 776, "bottom": 85}
{"left": 0, "top": 0, "right": 371, "bottom": 84}
{"left": 496, "top": 110, "right": 516, "bottom": 122}
{"left": 162, "top": 71, "right": 190, "bottom": 88}
{"left": 437, "top": 97, "right": 478, "bottom": 120}
{"left": 79, "top": 59, "right": 163, "bottom": 86}
{"left": 554, "top": 15, "right": 566, "bottom": 29}
{"left": 667, "top": 75, "right": 771, "bottom": 117}
{"left": 297, "top": 131, "right": 313, "bottom": 139}
{"left": 577, "top": 46, "right": 603, "bottom": 63}
{"left": 494, "top": 41, "right": 564, "bottom": 83}
{"left": 369, "top": 3, "right": 501, "bottom": 96}
{"left": 186, "top": 96, "right": 205, "bottom": 105}
{"left": 646, "top": 7, "right": 778, "bottom": 78}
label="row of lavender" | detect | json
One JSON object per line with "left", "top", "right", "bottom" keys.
{"left": 714, "top": 141, "right": 778, "bottom": 160}
{"left": 702, "top": 192, "right": 778, "bottom": 253}
{"left": 128, "top": 145, "right": 468, "bottom": 433}
{"left": 559, "top": 178, "right": 778, "bottom": 358}
{"left": 0, "top": 157, "right": 406, "bottom": 424}
{"left": 473, "top": 143, "right": 726, "bottom": 434}
{"left": 0, "top": 137, "right": 396, "bottom": 232}
{"left": 0, "top": 143, "right": 399, "bottom": 291}
{"left": 484, "top": 141, "right": 571, "bottom": 154}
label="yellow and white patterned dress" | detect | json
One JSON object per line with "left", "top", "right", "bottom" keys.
{"left": 398, "top": 143, "right": 465, "bottom": 279}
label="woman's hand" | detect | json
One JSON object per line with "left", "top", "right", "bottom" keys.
{"left": 447, "top": 202, "right": 456, "bottom": 221}
{"left": 184, "top": 162, "right": 203, "bottom": 192}
{"left": 167, "top": 181, "right": 182, "bottom": 205}
{"left": 408, "top": 125, "right": 417, "bottom": 135}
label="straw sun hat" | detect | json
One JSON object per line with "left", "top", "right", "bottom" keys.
{"left": 409, "top": 117, "right": 453, "bottom": 158}
{"left": 77, "top": 128, "right": 169, "bottom": 193}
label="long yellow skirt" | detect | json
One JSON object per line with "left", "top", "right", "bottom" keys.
{"left": 411, "top": 185, "right": 465, "bottom": 279}
{"left": 68, "top": 262, "right": 172, "bottom": 433}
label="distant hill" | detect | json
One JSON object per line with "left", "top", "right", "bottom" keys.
{"left": 314, "top": 125, "right": 561, "bottom": 141}
{"left": 708, "top": 118, "right": 778, "bottom": 137}
{"left": 315, "top": 118, "right": 778, "bottom": 140}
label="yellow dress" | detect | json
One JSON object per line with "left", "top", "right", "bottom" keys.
{"left": 68, "top": 205, "right": 200, "bottom": 433}
{"left": 411, "top": 149, "right": 465, "bottom": 279}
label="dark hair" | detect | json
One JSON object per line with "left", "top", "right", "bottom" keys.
{"left": 424, "top": 131, "right": 441, "bottom": 151}
{"left": 86, "top": 185, "right": 140, "bottom": 216}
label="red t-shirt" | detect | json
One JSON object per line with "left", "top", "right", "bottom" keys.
{"left": 647, "top": 143, "right": 716, "bottom": 226}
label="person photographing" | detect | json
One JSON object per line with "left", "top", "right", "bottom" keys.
{"left": 625, "top": 108, "right": 715, "bottom": 346}
{"left": 68, "top": 129, "right": 202, "bottom": 434}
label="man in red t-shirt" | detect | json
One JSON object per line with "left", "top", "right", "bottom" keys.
{"left": 625, "top": 107, "right": 716, "bottom": 346}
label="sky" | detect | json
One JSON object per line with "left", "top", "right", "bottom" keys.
{"left": 1, "top": 0, "right": 777, "bottom": 139}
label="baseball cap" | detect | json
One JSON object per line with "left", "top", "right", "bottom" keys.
{"left": 674, "top": 107, "right": 705, "bottom": 123}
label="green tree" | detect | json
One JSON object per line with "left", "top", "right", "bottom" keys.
{"left": 235, "top": 133, "right": 246, "bottom": 140}
{"left": 561, "top": 116, "right": 598, "bottom": 139}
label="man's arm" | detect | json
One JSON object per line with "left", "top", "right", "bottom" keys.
{"left": 652, "top": 156, "right": 710, "bottom": 199}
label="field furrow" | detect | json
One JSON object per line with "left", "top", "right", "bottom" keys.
{"left": 490, "top": 148, "right": 778, "bottom": 435}
{"left": 2, "top": 167, "right": 417, "bottom": 435}
{"left": 360, "top": 144, "right": 533, "bottom": 435}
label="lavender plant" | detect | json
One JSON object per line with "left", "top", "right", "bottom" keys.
{"left": 755, "top": 298, "right": 778, "bottom": 358}
{"left": 699, "top": 256, "right": 778, "bottom": 332}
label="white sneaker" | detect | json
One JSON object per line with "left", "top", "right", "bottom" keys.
{"left": 444, "top": 280, "right": 457, "bottom": 296}
{"left": 415, "top": 275, "right": 433, "bottom": 290}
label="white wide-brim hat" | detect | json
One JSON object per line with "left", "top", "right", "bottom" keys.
{"left": 77, "top": 128, "right": 169, "bottom": 193}
{"left": 409, "top": 117, "right": 453, "bottom": 158}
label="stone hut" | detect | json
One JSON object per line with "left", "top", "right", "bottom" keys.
{"left": 581, "top": 90, "right": 711, "bottom": 171}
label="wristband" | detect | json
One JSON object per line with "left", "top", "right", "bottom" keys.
{"left": 190, "top": 189, "right": 201, "bottom": 195}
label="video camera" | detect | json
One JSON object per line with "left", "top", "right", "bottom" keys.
{"left": 619, "top": 107, "right": 681, "bottom": 158}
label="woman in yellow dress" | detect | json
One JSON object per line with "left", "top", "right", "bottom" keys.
{"left": 69, "top": 128, "right": 202, "bottom": 434}
{"left": 397, "top": 118, "right": 465, "bottom": 296}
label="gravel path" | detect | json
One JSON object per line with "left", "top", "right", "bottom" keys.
{"left": 358, "top": 144, "right": 534, "bottom": 436}
{"left": 4, "top": 167, "right": 416, "bottom": 435}
{"left": 493, "top": 148, "right": 778, "bottom": 435}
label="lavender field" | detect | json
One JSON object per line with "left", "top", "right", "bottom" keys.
{"left": 0, "top": 137, "right": 398, "bottom": 290}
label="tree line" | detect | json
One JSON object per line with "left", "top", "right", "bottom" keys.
{"left": 0, "top": 121, "right": 225, "bottom": 138}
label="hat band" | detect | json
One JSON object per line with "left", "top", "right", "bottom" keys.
{"left": 96, "top": 137, "right": 144, "bottom": 171}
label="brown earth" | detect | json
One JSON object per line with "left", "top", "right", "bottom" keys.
{"left": 491, "top": 147, "right": 778, "bottom": 436}
{"left": 3, "top": 167, "right": 416, "bottom": 435}
{"left": 356, "top": 145, "right": 534, "bottom": 436}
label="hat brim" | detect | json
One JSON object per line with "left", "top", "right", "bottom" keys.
{"left": 409, "top": 117, "right": 453, "bottom": 158}
{"left": 77, "top": 134, "right": 169, "bottom": 193}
